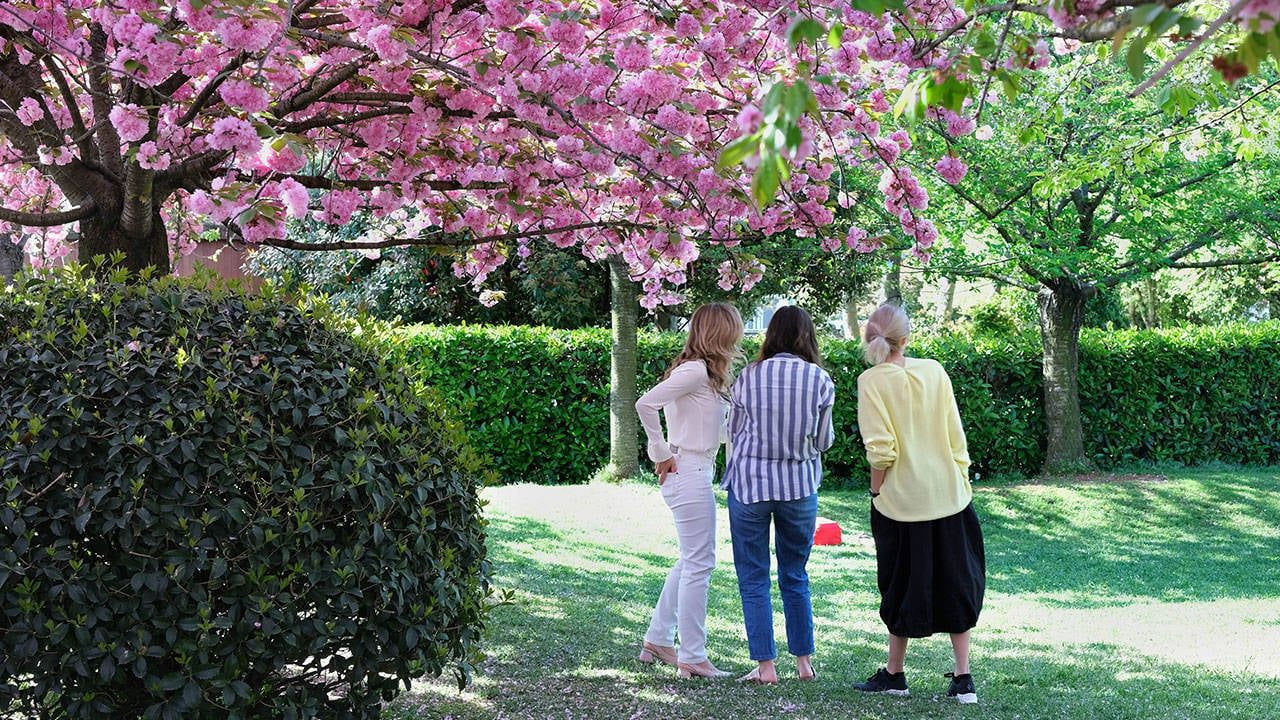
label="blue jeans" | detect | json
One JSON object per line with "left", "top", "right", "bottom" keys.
{"left": 728, "top": 489, "right": 818, "bottom": 661}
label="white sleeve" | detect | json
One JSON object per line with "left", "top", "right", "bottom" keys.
{"left": 634, "top": 362, "right": 706, "bottom": 463}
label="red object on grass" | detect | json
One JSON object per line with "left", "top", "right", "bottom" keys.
{"left": 813, "top": 517, "right": 842, "bottom": 546}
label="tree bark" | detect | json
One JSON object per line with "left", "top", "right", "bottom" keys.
{"left": 942, "top": 275, "right": 958, "bottom": 327}
{"left": 882, "top": 250, "right": 903, "bottom": 306}
{"left": 842, "top": 291, "right": 859, "bottom": 339}
{"left": 78, "top": 210, "right": 171, "bottom": 274}
{"left": 1143, "top": 277, "right": 1159, "bottom": 328}
{"left": 608, "top": 255, "right": 640, "bottom": 479}
{"left": 1037, "top": 282, "right": 1095, "bottom": 474}
{"left": 0, "top": 234, "right": 22, "bottom": 279}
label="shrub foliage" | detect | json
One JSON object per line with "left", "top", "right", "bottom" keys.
{"left": 0, "top": 267, "right": 491, "bottom": 719}
{"left": 397, "top": 323, "right": 1280, "bottom": 485}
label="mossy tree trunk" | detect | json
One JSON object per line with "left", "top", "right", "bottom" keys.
{"left": 607, "top": 255, "right": 640, "bottom": 479}
{"left": 883, "top": 250, "right": 903, "bottom": 306}
{"left": 1037, "top": 281, "right": 1095, "bottom": 474}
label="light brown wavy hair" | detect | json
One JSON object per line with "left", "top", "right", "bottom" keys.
{"left": 663, "top": 302, "right": 744, "bottom": 398}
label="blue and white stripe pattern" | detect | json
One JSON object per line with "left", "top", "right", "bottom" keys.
{"left": 722, "top": 352, "right": 836, "bottom": 504}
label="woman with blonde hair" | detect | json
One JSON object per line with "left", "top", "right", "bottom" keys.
{"left": 635, "top": 302, "right": 744, "bottom": 679}
{"left": 854, "top": 303, "right": 986, "bottom": 704}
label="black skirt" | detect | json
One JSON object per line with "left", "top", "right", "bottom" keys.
{"left": 870, "top": 502, "right": 986, "bottom": 638}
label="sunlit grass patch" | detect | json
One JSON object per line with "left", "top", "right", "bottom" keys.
{"left": 388, "top": 467, "right": 1280, "bottom": 719}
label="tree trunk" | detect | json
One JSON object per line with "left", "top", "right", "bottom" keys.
{"left": 0, "top": 234, "right": 22, "bottom": 279}
{"left": 78, "top": 210, "right": 171, "bottom": 274}
{"left": 842, "top": 291, "right": 859, "bottom": 339}
{"left": 942, "top": 275, "right": 958, "bottom": 327}
{"left": 608, "top": 255, "right": 640, "bottom": 479}
{"left": 882, "top": 250, "right": 903, "bottom": 306}
{"left": 1037, "top": 283, "right": 1094, "bottom": 475}
{"left": 1143, "top": 277, "right": 1159, "bottom": 328}
{"left": 885, "top": 248, "right": 906, "bottom": 307}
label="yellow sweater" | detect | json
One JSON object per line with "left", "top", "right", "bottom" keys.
{"left": 857, "top": 357, "right": 972, "bottom": 522}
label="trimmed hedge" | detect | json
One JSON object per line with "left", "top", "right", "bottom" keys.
{"left": 1, "top": 268, "right": 491, "bottom": 719}
{"left": 396, "top": 322, "right": 1280, "bottom": 486}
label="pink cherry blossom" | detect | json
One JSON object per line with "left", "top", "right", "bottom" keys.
{"left": 136, "top": 141, "right": 170, "bottom": 170}
{"left": 218, "top": 79, "right": 270, "bottom": 113}
{"left": 615, "top": 43, "right": 651, "bottom": 72}
{"left": 16, "top": 98, "right": 43, "bottom": 126}
{"left": 366, "top": 24, "right": 409, "bottom": 64}
{"left": 208, "top": 117, "right": 261, "bottom": 156}
{"left": 1241, "top": 0, "right": 1280, "bottom": 32}
{"left": 109, "top": 103, "right": 149, "bottom": 143}
{"left": 936, "top": 155, "right": 968, "bottom": 185}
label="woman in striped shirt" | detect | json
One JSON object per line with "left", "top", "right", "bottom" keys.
{"left": 635, "top": 303, "right": 744, "bottom": 679}
{"left": 722, "top": 306, "right": 835, "bottom": 685}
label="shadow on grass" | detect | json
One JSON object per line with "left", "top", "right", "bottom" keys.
{"left": 818, "top": 471, "right": 1280, "bottom": 607}
{"left": 390, "top": 497, "right": 1280, "bottom": 720}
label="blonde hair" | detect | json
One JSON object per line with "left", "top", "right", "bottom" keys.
{"left": 862, "top": 303, "right": 910, "bottom": 365}
{"left": 665, "top": 303, "right": 744, "bottom": 397}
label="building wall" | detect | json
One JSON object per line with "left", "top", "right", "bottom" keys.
{"left": 174, "top": 241, "right": 262, "bottom": 290}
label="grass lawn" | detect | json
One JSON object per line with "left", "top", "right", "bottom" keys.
{"left": 388, "top": 468, "right": 1280, "bottom": 719}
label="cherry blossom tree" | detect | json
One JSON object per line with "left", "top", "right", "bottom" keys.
{"left": 2, "top": 0, "right": 1277, "bottom": 312}
{"left": 0, "top": 0, "right": 895, "bottom": 310}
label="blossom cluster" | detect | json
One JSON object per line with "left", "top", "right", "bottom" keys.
{"left": 0, "top": 0, "right": 1038, "bottom": 306}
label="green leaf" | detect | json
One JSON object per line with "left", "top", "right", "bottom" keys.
{"left": 717, "top": 133, "right": 759, "bottom": 170}
{"left": 751, "top": 150, "right": 781, "bottom": 207}
{"left": 1150, "top": 10, "right": 1182, "bottom": 38}
{"left": 999, "top": 70, "right": 1021, "bottom": 102}
{"left": 1126, "top": 37, "right": 1150, "bottom": 80}
{"left": 1131, "top": 3, "right": 1165, "bottom": 27}
{"left": 786, "top": 17, "right": 826, "bottom": 48}
{"left": 850, "top": 0, "right": 886, "bottom": 15}
{"left": 784, "top": 82, "right": 809, "bottom": 122}
{"left": 974, "top": 29, "right": 996, "bottom": 57}
{"left": 827, "top": 22, "right": 845, "bottom": 49}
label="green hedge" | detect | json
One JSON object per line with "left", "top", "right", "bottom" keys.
{"left": 395, "top": 323, "right": 1280, "bottom": 486}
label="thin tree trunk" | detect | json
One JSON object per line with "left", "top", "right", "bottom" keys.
{"left": 1143, "top": 276, "right": 1159, "bottom": 328}
{"left": 842, "top": 291, "right": 859, "bottom": 339}
{"left": 942, "top": 275, "right": 958, "bottom": 327}
{"left": 608, "top": 255, "right": 640, "bottom": 479}
{"left": 883, "top": 250, "right": 903, "bottom": 306}
{"left": 1037, "top": 283, "right": 1094, "bottom": 474}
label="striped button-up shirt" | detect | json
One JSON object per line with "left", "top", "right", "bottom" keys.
{"left": 722, "top": 353, "right": 836, "bottom": 504}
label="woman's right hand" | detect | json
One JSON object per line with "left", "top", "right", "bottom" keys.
{"left": 655, "top": 457, "right": 678, "bottom": 485}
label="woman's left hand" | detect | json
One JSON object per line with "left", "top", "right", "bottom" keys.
{"left": 655, "top": 457, "right": 678, "bottom": 485}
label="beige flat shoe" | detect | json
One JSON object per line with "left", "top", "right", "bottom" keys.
{"left": 677, "top": 661, "right": 731, "bottom": 679}
{"left": 737, "top": 667, "right": 779, "bottom": 685}
{"left": 638, "top": 642, "right": 677, "bottom": 667}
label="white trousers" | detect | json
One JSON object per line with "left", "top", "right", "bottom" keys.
{"left": 643, "top": 451, "right": 717, "bottom": 664}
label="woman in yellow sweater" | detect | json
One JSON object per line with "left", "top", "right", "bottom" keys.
{"left": 853, "top": 304, "right": 985, "bottom": 705}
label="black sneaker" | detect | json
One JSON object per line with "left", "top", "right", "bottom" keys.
{"left": 854, "top": 668, "right": 910, "bottom": 697}
{"left": 945, "top": 672, "right": 978, "bottom": 704}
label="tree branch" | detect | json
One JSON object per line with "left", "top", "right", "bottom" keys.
{"left": 256, "top": 220, "right": 657, "bottom": 251}
{"left": 1149, "top": 158, "right": 1238, "bottom": 199}
{"left": 87, "top": 25, "right": 124, "bottom": 177}
{"left": 0, "top": 203, "right": 96, "bottom": 226}
{"left": 1168, "top": 252, "right": 1280, "bottom": 269}
{"left": 274, "top": 174, "right": 505, "bottom": 192}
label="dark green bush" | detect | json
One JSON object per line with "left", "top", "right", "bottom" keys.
{"left": 0, "top": 266, "right": 491, "bottom": 720}
{"left": 395, "top": 322, "right": 1280, "bottom": 485}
